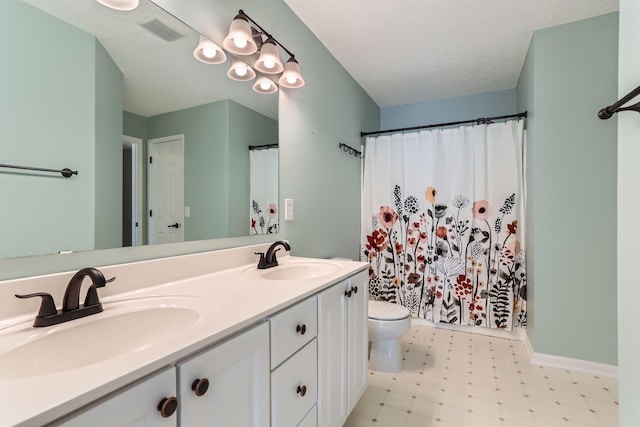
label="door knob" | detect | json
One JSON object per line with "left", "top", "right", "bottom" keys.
{"left": 168, "top": 223, "right": 180, "bottom": 228}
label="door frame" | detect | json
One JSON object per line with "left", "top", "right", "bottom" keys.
{"left": 147, "top": 134, "right": 185, "bottom": 244}
{"left": 123, "top": 135, "right": 143, "bottom": 246}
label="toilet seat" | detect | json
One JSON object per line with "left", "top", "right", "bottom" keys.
{"left": 368, "top": 300, "right": 410, "bottom": 321}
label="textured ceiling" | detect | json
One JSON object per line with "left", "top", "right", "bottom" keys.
{"left": 283, "top": 0, "right": 619, "bottom": 108}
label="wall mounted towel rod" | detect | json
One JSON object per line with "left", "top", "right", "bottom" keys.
{"left": 338, "top": 142, "right": 363, "bottom": 159}
{"left": 598, "top": 84, "right": 640, "bottom": 119}
{"left": 0, "top": 163, "right": 77, "bottom": 178}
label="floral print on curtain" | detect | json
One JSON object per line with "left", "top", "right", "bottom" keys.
{"left": 364, "top": 188, "right": 526, "bottom": 329}
{"left": 361, "top": 121, "right": 527, "bottom": 330}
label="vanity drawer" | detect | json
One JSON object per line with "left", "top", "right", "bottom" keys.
{"left": 270, "top": 296, "right": 317, "bottom": 368}
{"left": 271, "top": 339, "right": 317, "bottom": 427}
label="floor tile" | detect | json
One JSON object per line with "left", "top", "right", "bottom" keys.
{"left": 349, "top": 323, "right": 618, "bottom": 427}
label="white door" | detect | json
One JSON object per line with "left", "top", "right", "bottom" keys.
{"left": 58, "top": 368, "right": 177, "bottom": 426}
{"left": 347, "top": 270, "right": 369, "bottom": 412}
{"left": 317, "top": 281, "right": 349, "bottom": 427}
{"left": 177, "top": 322, "right": 270, "bottom": 426}
{"left": 147, "top": 135, "right": 184, "bottom": 245}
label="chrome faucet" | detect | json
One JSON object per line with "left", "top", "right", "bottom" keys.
{"left": 15, "top": 267, "right": 115, "bottom": 327}
{"left": 256, "top": 241, "right": 291, "bottom": 269}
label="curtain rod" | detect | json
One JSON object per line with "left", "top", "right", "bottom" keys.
{"left": 360, "top": 111, "right": 528, "bottom": 137}
{"left": 248, "top": 144, "right": 279, "bottom": 151}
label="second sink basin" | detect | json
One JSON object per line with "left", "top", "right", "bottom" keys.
{"left": 259, "top": 261, "right": 341, "bottom": 280}
{"left": 0, "top": 296, "right": 215, "bottom": 379}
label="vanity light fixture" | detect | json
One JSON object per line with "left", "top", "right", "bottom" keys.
{"left": 254, "top": 38, "right": 284, "bottom": 74}
{"left": 95, "top": 0, "right": 139, "bottom": 11}
{"left": 193, "top": 35, "right": 227, "bottom": 64}
{"left": 227, "top": 59, "right": 256, "bottom": 81}
{"left": 222, "top": 9, "right": 305, "bottom": 93}
{"left": 278, "top": 57, "right": 305, "bottom": 89}
{"left": 223, "top": 12, "right": 259, "bottom": 55}
{"left": 253, "top": 76, "right": 278, "bottom": 94}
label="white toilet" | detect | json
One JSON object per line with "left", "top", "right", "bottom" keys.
{"left": 367, "top": 300, "right": 411, "bottom": 373}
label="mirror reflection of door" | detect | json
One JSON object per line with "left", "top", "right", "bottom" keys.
{"left": 147, "top": 135, "right": 185, "bottom": 244}
{"left": 123, "top": 136, "right": 144, "bottom": 247}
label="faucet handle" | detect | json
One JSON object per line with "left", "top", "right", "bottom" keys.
{"left": 255, "top": 252, "right": 267, "bottom": 269}
{"left": 15, "top": 293, "right": 58, "bottom": 318}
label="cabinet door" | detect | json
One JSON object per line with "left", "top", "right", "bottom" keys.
{"left": 177, "top": 322, "right": 270, "bottom": 426}
{"left": 317, "top": 281, "right": 349, "bottom": 427}
{"left": 56, "top": 368, "right": 177, "bottom": 427}
{"left": 347, "top": 270, "right": 369, "bottom": 412}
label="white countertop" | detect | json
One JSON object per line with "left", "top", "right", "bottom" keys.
{"left": 0, "top": 250, "right": 367, "bottom": 427}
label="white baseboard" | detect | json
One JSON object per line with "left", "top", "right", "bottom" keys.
{"left": 410, "top": 318, "right": 618, "bottom": 378}
{"left": 523, "top": 333, "right": 618, "bottom": 378}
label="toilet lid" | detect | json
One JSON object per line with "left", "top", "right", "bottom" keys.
{"left": 368, "top": 300, "right": 410, "bottom": 321}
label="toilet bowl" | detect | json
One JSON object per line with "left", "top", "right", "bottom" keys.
{"left": 367, "top": 300, "right": 411, "bottom": 373}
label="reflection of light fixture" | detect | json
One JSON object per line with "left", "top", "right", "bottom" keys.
{"left": 253, "top": 76, "right": 278, "bottom": 94}
{"left": 223, "top": 12, "right": 258, "bottom": 55}
{"left": 278, "top": 57, "right": 305, "bottom": 89}
{"left": 254, "top": 38, "right": 283, "bottom": 74}
{"left": 193, "top": 36, "right": 226, "bottom": 64}
{"left": 227, "top": 59, "right": 256, "bottom": 81}
{"left": 95, "top": 0, "right": 139, "bottom": 11}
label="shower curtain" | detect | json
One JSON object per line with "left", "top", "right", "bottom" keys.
{"left": 250, "top": 147, "right": 279, "bottom": 235}
{"left": 361, "top": 120, "right": 527, "bottom": 329}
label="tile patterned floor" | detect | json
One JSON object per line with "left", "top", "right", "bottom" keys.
{"left": 345, "top": 324, "right": 618, "bottom": 427}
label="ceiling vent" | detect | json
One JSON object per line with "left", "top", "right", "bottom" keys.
{"left": 138, "top": 16, "right": 185, "bottom": 42}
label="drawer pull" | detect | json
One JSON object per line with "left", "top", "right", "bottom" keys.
{"left": 344, "top": 290, "right": 352, "bottom": 298}
{"left": 191, "top": 377, "right": 210, "bottom": 397}
{"left": 157, "top": 396, "right": 178, "bottom": 418}
{"left": 296, "top": 385, "right": 307, "bottom": 397}
{"left": 296, "top": 324, "right": 307, "bottom": 335}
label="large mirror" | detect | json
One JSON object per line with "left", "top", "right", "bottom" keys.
{"left": 0, "top": 0, "right": 279, "bottom": 259}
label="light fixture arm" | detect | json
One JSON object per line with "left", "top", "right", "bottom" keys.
{"left": 237, "top": 10, "right": 295, "bottom": 59}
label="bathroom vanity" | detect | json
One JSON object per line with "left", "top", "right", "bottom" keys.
{"left": 0, "top": 243, "right": 368, "bottom": 426}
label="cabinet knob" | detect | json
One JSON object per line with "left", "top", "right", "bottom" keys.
{"left": 157, "top": 396, "right": 178, "bottom": 418}
{"left": 351, "top": 286, "right": 358, "bottom": 294}
{"left": 296, "top": 385, "right": 307, "bottom": 397}
{"left": 296, "top": 324, "right": 307, "bottom": 335}
{"left": 344, "top": 290, "right": 352, "bottom": 298}
{"left": 191, "top": 378, "right": 210, "bottom": 397}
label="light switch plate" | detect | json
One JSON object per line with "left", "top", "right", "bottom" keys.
{"left": 285, "top": 198, "right": 294, "bottom": 220}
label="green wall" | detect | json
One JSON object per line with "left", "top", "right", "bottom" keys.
{"left": 517, "top": 13, "right": 618, "bottom": 365}
{"left": 617, "top": 0, "right": 640, "bottom": 423}
{"left": 94, "top": 41, "right": 124, "bottom": 250}
{"left": 380, "top": 89, "right": 517, "bottom": 129}
{"left": 0, "top": 0, "right": 121, "bottom": 258}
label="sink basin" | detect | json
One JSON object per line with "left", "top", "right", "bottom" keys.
{"left": 259, "top": 261, "right": 341, "bottom": 280}
{"left": 0, "top": 296, "right": 214, "bottom": 379}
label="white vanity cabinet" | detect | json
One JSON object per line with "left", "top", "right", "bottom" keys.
{"left": 176, "top": 322, "right": 270, "bottom": 426}
{"left": 317, "top": 270, "right": 368, "bottom": 427}
{"left": 269, "top": 296, "right": 318, "bottom": 427}
{"left": 56, "top": 367, "right": 178, "bottom": 427}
